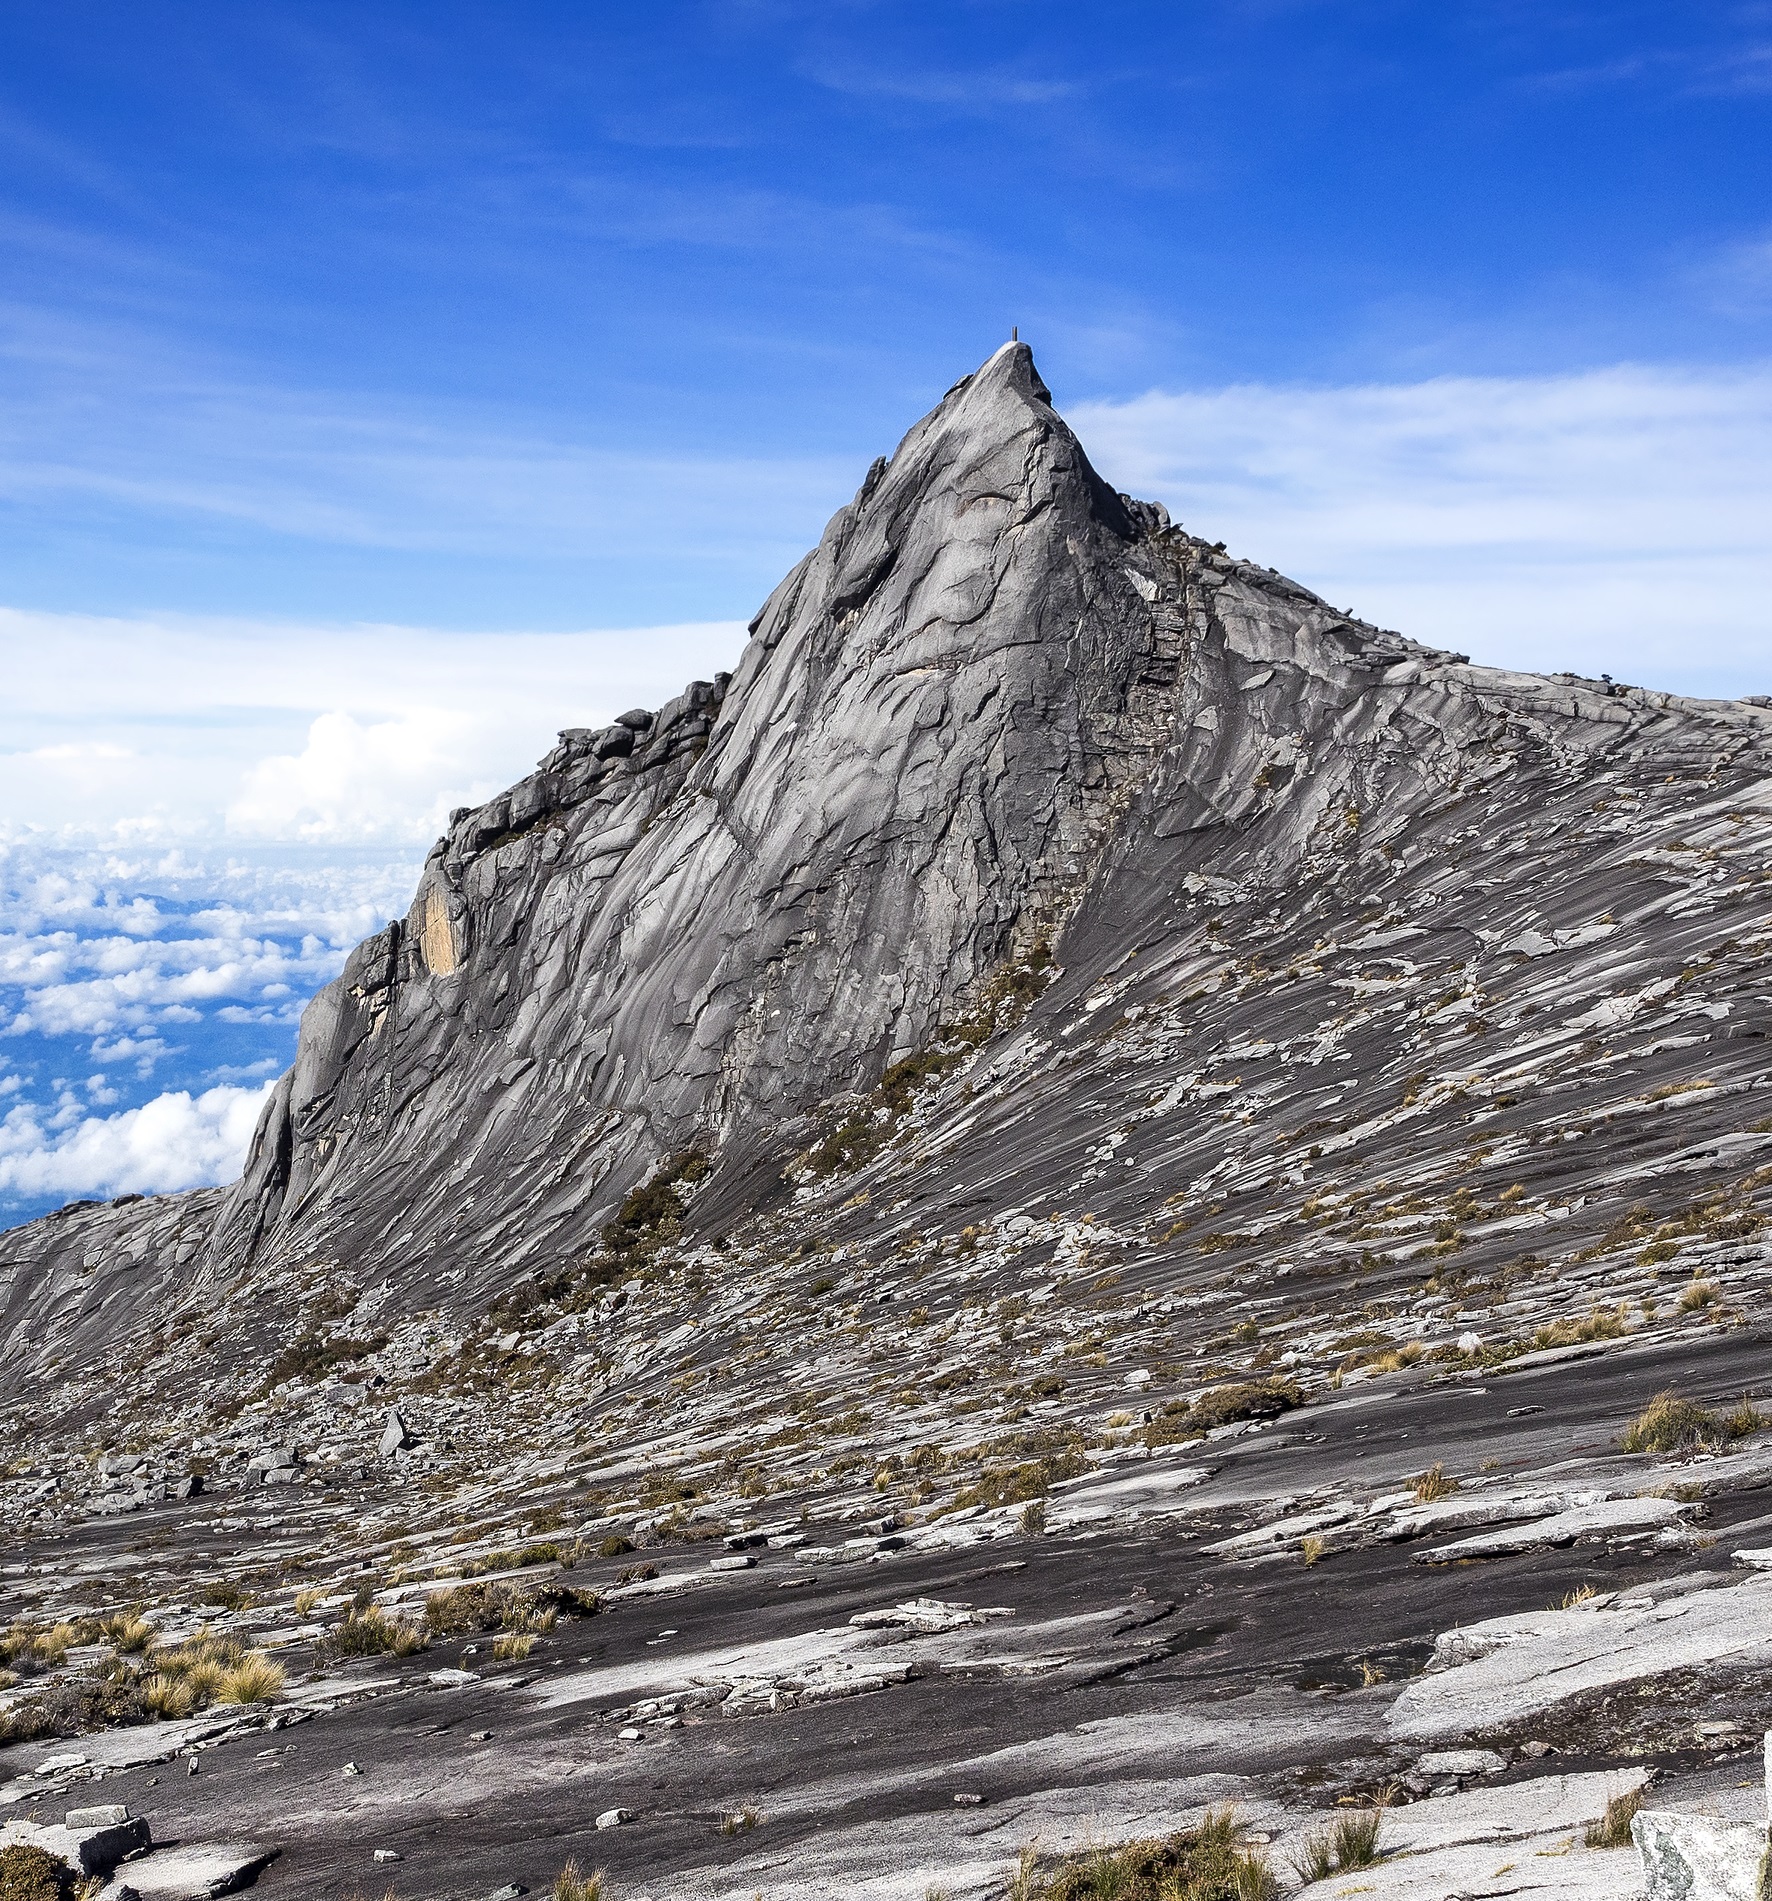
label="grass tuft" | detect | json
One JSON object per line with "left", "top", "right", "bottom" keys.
{"left": 551, "top": 1860, "right": 605, "bottom": 1901}
{"left": 217, "top": 1653, "right": 285, "bottom": 1705}
{"left": 1291, "top": 1802, "right": 1387, "bottom": 1884}
{"left": 1621, "top": 1388, "right": 1764, "bottom": 1454}
{"left": 1584, "top": 1787, "right": 1644, "bottom": 1849}
{"left": 1006, "top": 1809, "right": 1276, "bottom": 1899}
{"left": 1411, "top": 1463, "right": 1455, "bottom": 1503}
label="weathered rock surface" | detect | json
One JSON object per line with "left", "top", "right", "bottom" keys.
{"left": 4, "top": 343, "right": 1772, "bottom": 1899}
{"left": 9, "top": 339, "right": 1772, "bottom": 1399}
{"left": 0, "top": 1806, "right": 149, "bottom": 1875}
{"left": 1632, "top": 1810, "right": 1767, "bottom": 1901}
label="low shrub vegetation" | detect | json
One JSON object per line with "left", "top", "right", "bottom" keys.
{"left": 1621, "top": 1389, "right": 1764, "bottom": 1454}
{"left": 1005, "top": 1811, "right": 1276, "bottom": 1899}
{"left": 1145, "top": 1378, "right": 1302, "bottom": 1448}
{"left": 328, "top": 1608, "right": 426, "bottom": 1659}
{"left": 1530, "top": 1305, "right": 1629, "bottom": 1351}
{"left": 0, "top": 1842, "right": 71, "bottom": 1901}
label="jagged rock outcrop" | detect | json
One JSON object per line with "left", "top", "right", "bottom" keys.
{"left": 4, "top": 338, "right": 1772, "bottom": 1398}
{"left": 194, "top": 341, "right": 1192, "bottom": 1294}
{"left": 8, "top": 341, "right": 1772, "bottom": 1901}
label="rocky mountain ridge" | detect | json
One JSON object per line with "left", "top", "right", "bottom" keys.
{"left": 2, "top": 343, "right": 1772, "bottom": 1900}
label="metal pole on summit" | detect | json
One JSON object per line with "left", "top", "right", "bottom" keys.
{"left": 1012, "top": 326, "right": 1018, "bottom": 341}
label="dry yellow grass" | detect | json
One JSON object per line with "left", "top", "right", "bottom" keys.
{"left": 217, "top": 1654, "right": 286, "bottom": 1704}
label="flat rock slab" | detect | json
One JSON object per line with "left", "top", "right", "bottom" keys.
{"left": 1390, "top": 1579, "right": 1772, "bottom": 1740}
{"left": 0, "top": 1716, "right": 241, "bottom": 1786}
{"left": 1289, "top": 1771, "right": 1652, "bottom": 1900}
{"left": 0, "top": 1814, "right": 151, "bottom": 1874}
{"left": 96, "top": 1842, "right": 278, "bottom": 1900}
{"left": 1383, "top": 1488, "right": 1607, "bottom": 1541}
{"left": 1294, "top": 1830, "right": 1640, "bottom": 1898}
{"left": 1415, "top": 1495, "right": 1686, "bottom": 1563}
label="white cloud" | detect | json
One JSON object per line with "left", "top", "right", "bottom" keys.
{"left": 0, "top": 1080, "right": 273, "bottom": 1200}
{"left": 0, "top": 610, "right": 749, "bottom": 842}
{"left": 0, "top": 612, "right": 751, "bottom": 1213}
{"left": 1071, "top": 362, "right": 1772, "bottom": 695}
{"left": 228, "top": 708, "right": 479, "bottom": 842}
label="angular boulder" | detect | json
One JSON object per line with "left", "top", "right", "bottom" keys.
{"left": 1633, "top": 1810, "right": 1768, "bottom": 1900}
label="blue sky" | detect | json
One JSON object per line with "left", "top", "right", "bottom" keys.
{"left": 2, "top": 1, "right": 1770, "bottom": 1220}
{"left": 4, "top": 1, "right": 1771, "bottom": 624}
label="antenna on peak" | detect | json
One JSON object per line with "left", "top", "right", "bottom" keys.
{"left": 1012, "top": 325, "right": 1019, "bottom": 341}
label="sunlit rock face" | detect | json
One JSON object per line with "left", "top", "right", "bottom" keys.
{"left": 197, "top": 340, "right": 1191, "bottom": 1295}
{"left": 8, "top": 339, "right": 1772, "bottom": 1371}
{"left": 7, "top": 344, "right": 1772, "bottom": 1901}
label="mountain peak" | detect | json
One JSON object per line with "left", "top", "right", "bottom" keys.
{"left": 9, "top": 351, "right": 1772, "bottom": 1901}
{"left": 8, "top": 348, "right": 1772, "bottom": 1338}
{"left": 955, "top": 336, "right": 1054, "bottom": 408}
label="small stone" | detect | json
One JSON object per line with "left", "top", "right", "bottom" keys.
{"left": 342, "top": 1762, "right": 363, "bottom": 1776}
{"left": 618, "top": 1727, "right": 643, "bottom": 1743}
{"left": 374, "top": 1849, "right": 402, "bottom": 1862}
{"left": 1415, "top": 1748, "right": 1506, "bottom": 1778}
{"left": 594, "top": 1807, "right": 633, "bottom": 1830}
{"left": 66, "top": 1806, "right": 130, "bottom": 1828}
{"left": 470, "top": 1730, "right": 493, "bottom": 1742}
{"left": 953, "top": 1792, "right": 985, "bottom": 1807}
{"left": 708, "top": 1555, "right": 754, "bottom": 1572}
{"left": 379, "top": 1409, "right": 414, "bottom": 1458}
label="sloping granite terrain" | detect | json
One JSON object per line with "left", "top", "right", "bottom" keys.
{"left": 3, "top": 344, "right": 1772, "bottom": 1898}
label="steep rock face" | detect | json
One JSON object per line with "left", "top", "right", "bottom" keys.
{"left": 208, "top": 341, "right": 1183, "bottom": 1292}
{"left": 3, "top": 339, "right": 1772, "bottom": 1404}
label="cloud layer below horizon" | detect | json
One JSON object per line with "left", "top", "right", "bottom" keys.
{"left": 0, "top": 618, "right": 750, "bottom": 1222}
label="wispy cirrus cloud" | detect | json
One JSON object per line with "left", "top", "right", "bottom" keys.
{"left": 798, "top": 57, "right": 1078, "bottom": 108}
{"left": 1073, "top": 360, "right": 1772, "bottom": 696}
{"left": 0, "top": 302, "right": 849, "bottom": 563}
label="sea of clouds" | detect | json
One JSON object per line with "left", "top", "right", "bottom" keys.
{"left": 0, "top": 618, "right": 748, "bottom": 1223}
